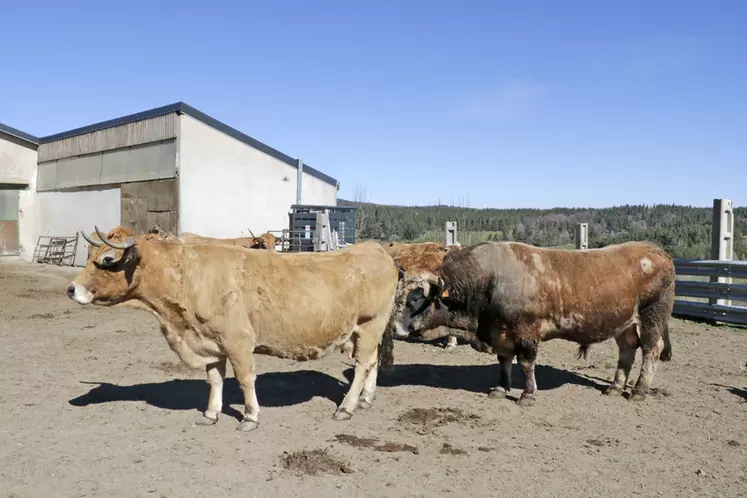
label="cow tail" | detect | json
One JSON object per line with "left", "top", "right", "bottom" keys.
{"left": 378, "top": 315, "right": 396, "bottom": 374}
{"left": 659, "top": 322, "right": 673, "bottom": 362}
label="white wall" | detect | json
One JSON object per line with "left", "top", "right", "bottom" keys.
{"left": 301, "top": 172, "right": 338, "bottom": 207}
{"left": 0, "top": 134, "right": 39, "bottom": 260}
{"left": 37, "top": 188, "right": 121, "bottom": 266}
{"left": 179, "top": 115, "right": 338, "bottom": 238}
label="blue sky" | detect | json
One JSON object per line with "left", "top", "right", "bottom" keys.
{"left": 1, "top": 1, "right": 745, "bottom": 209}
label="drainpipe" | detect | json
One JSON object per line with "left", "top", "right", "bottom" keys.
{"left": 296, "top": 159, "right": 303, "bottom": 205}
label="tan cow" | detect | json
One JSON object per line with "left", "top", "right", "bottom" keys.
{"left": 391, "top": 240, "right": 674, "bottom": 406}
{"left": 247, "top": 230, "right": 280, "bottom": 250}
{"left": 69, "top": 226, "right": 399, "bottom": 432}
{"left": 384, "top": 242, "right": 462, "bottom": 351}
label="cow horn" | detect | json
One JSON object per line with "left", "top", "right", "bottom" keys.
{"left": 80, "top": 230, "right": 103, "bottom": 247}
{"left": 248, "top": 228, "right": 256, "bottom": 238}
{"left": 424, "top": 273, "right": 444, "bottom": 288}
{"left": 94, "top": 226, "right": 135, "bottom": 250}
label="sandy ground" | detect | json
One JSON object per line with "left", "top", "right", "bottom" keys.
{"left": 1, "top": 259, "right": 746, "bottom": 498}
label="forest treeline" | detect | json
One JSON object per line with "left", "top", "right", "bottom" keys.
{"left": 338, "top": 199, "right": 747, "bottom": 260}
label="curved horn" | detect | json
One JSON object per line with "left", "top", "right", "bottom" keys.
{"left": 424, "top": 272, "right": 443, "bottom": 288}
{"left": 94, "top": 226, "right": 134, "bottom": 250}
{"left": 80, "top": 230, "right": 103, "bottom": 247}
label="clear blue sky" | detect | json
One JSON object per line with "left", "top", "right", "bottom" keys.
{"left": 2, "top": 1, "right": 745, "bottom": 209}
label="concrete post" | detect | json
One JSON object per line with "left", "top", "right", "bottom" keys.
{"left": 575, "top": 223, "right": 589, "bottom": 250}
{"left": 296, "top": 159, "right": 304, "bottom": 205}
{"left": 710, "top": 198, "right": 734, "bottom": 307}
{"left": 445, "top": 221, "right": 457, "bottom": 246}
{"left": 314, "top": 210, "right": 332, "bottom": 252}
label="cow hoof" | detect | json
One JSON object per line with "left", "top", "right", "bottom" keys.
{"left": 603, "top": 386, "right": 624, "bottom": 396}
{"left": 629, "top": 392, "right": 646, "bottom": 402}
{"left": 488, "top": 388, "right": 507, "bottom": 399}
{"left": 445, "top": 345, "right": 457, "bottom": 353}
{"left": 236, "top": 419, "right": 259, "bottom": 432}
{"left": 517, "top": 395, "right": 536, "bottom": 407}
{"left": 195, "top": 414, "right": 218, "bottom": 426}
{"left": 358, "top": 399, "right": 372, "bottom": 410}
{"left": 333, "top": 408, "right": 353, "bottom": 421}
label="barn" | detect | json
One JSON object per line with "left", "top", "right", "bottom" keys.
{"left": 1, "top": 102, "right": 339, "bottom": 265}
{"left": 0, "top": 123, "right": 39, "bottom": 258}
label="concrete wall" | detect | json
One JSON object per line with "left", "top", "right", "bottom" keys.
{"left": 0, "top": 133, "right": 39, "bottom": 260}
{"left": 178, "top": 114, "right": 337, "bottom": 237}
{"left": 37, "top": 188, "right": 121, "bottom": 266}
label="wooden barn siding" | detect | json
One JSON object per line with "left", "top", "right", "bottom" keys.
{"left": 120, "top": 179, "right": 179, "bottom": 235}
{"left": 38, "top": 114, "right": 178, "bottom": 163}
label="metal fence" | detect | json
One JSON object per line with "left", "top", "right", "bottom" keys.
{"left": 673, "top": 259, "right": 747, "bottom": 326}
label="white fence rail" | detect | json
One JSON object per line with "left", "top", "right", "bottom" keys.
{"left": 673, "top": 259, "right": 747, "bottom": 326}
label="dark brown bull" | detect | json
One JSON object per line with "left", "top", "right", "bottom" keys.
{"left": 391, "top": 240, "right": 674, "bottom": 406}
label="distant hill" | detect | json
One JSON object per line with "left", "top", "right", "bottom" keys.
{"left": 336, "top": 198, "right": 747, "bottom": 260}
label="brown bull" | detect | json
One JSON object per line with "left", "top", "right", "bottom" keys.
{"left": 69, "top": 226, "right": 399, "bottom": 432}
{"left": 385, "top": 242, "right": 461, "bottom": 351}
{"left": 392, "top": 240, "right": 674, "bottom": 406}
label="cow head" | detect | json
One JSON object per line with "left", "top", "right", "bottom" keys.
{"left": 391, "top": 269, "right": 448, "bottom": 338}
{"left": 67, "top": 226, "right": 142, "bottom": 306}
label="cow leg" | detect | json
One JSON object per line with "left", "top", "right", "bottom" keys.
{"left": 488, "top": 355, "right": 514, "bottom": 399}
{"left": 516, "top": 337, "right": 540, "bottom": 407}
{"left": 357, "top": 360, "right": 378, "bottom": 410}
{"left": 444, "top": 334, "right": 458, "bottom": 352}
{"left": 334, "top": 316, "right": 386, "bottom": 420}
{"left": 195, "top": 359, "right": 227, "bottom": 425}
{"left": 223, "top": 336, "right": 260, "bottom": 432}
{"left": 604, "top": 325, "right": 639, "bottom": 396}
{"left": 630, "top": 301, "right": 670, "bottom": 401}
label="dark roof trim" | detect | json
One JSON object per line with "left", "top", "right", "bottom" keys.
{"left": 0, "top": 122, "right": 39, "bottom": 147}
{"left": 38, "top": 102, "right": 338, "bottom": 187}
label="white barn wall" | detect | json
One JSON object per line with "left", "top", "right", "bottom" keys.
{"left": 37, "top": 188, "right": 121, "bottom": 266}
{"left": 0, "top": 135, "right": 38, "bottom": 261}
{"left": 179, "top": 114, "right": 316, "bottom": 237}
{"left": 301, "top": 172, "right": 337, "bottom": 207}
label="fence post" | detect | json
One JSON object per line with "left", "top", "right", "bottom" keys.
{"left": 575, "top": 223, "right": 588, "bottom": 250}
{"left": 710, "top": 198, "right": 734, "bottom": 308}
{"left": 445, "top": 221, "right": 458, "bottom": 246}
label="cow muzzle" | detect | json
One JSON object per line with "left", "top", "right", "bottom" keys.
{"left": 67, "top": 282, "right": 94, "bottom": 305}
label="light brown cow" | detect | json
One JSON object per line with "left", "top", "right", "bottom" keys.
{"left": 384, "top": 242, "right": 462, "bottom": 351}
{"left": 179, "top": 232, "right": 255, "bottom": 248}
{"left": 392, "top": 240, "right": 674, "bottom": 406}
{"left": 247, "top": 230, "right": 280, "bottom": 250}
{"left": 68, "top": 226, "right": 399, "bottom": 432}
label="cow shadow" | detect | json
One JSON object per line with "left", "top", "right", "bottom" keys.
{"left": 349, "top": 362, "right": 609, "bottom": 395}
{"left": 710, "top": 383, "right": 747, "bottom": 403}
{"left": 68, "top": 369, "right": 347, "bottom": 421}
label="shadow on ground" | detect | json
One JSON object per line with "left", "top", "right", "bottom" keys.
{"left": 370, "top": 362, "right": 608, "bottom": 394}
{"left": 69, "top": 370, "right": 347, "bottom": 421}
{"left": 68, "top": 362, "right": 609, "bottom": 420}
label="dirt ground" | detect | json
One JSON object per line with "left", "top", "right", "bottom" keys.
{"left": 1, "top": 259, "right": 746, "bottom": 498}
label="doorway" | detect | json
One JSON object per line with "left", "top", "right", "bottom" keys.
{"left": 0, "top": 187, "right": 19, "bottom": 256}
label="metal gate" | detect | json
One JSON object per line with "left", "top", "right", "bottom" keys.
{"left": 0, "top": 188, "right": 19, "bottom": 256}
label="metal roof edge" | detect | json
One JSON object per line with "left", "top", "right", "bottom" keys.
{"left": 37, "top": 101, "right": 339, "bottom": 187}
{"left": 0, "top": 122, "right": 39, "bottom": 147}
{"left": 177, "top": 103, "right": 338, "bottom": 187}
{"left": 38, "top": 102, "right": 182, "bottom": 144}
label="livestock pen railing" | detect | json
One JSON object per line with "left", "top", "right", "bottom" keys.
{"left": 673, "top": 259, "right": 747, "bottom": 326}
